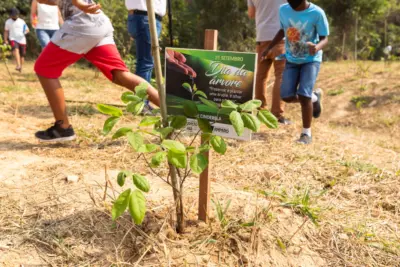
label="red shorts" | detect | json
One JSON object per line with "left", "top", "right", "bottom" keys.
{"left": 10, "top": 41, "right": 27, "bottom": 57}
{"left": 34, "top": 42, "right": 129, "bottom": 81}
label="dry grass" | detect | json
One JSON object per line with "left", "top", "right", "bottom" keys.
{"left": 0, "top": 61, "right": 399, "bottom": 266}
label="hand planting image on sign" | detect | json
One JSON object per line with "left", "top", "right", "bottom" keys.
{"left": 165, "top": 48, "right": 258, "bottom": 140}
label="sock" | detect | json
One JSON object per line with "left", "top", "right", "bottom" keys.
{"left": 311, "top": 93, "right": 318, "bottom": 103}
{"left": 302, "top": 128, "right": 312, "bottom": 137}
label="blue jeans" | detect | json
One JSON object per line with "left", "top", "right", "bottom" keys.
{"left": 281, "top": 61, "right": 321, "bottom": 99}
{"left": 127, "top": 14, "right": 162, "bottom": 82}
{"left": 36, "top": 29, "right": 58, "bottom": 48}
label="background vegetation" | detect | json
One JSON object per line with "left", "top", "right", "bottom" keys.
{"left": 1, "top": 0, "right": 400, "bottom": 61}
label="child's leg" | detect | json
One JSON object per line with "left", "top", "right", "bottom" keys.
{"left": 35, "top": 42, "right": 83, "bottom": 129}
{"left": 12, "top": 45, "right": 21, "bottom": 69}
{"left": 84, "top": 44, "right": 160, "bottom": 106}
{"left": 280, "top": 62, "right": 301, "bottom": 104}
{"left": 37, "top": 76, "right": 70, "bottom": 128}
{"left": 297, "top": 62, "right": 321, "bottom": 137}
{"left": 112, "top": 71, "right": 160, "bottom": 106}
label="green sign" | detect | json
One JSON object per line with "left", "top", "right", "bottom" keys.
{"left": 165, "top": 48, "right": 257, "bottom": 140}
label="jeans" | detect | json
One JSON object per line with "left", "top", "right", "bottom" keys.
{"left": 256, "top": 40, "right": 286, "bottom": 118}
{"left": 281, "top": 61, "right": 321, "bottom": 99}
{"left": 127, "top": 14, "right": 162, "bottom": 82}
{"left": 36, "top": 29, "right": 58, "bottom": 48}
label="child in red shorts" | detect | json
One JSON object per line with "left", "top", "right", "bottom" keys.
{"left": 34, "top": 0, "right": 160, "bottom": 142}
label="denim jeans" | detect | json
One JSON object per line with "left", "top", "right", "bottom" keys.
{"left": 281, "top": 61, "right": 321, "bottom": 99}
{"left": 127, "top": 14, "right": 162, "bottom": 82}
{"left": 36, "top": 29, "right": 57, "bottom": 48}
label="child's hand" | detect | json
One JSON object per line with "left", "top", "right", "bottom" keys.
{"left": 72, "top": 0, "right": 101, "bottom": 14}
{"left": 307, "top": 42, "right": 318, "bottom": 56}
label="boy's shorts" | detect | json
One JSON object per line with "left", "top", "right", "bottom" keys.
{"left": 10, "top": 41, "right": 26, "bottom": 57}
{"left": 280, "top": 61, "right": 320, "bottom": 99}
{"left": 34, "top": 32, "right": 129, "bottom": 81}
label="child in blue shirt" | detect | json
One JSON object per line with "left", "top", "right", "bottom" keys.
{"left": 262, "top": 0, "right": 329, "bottom": 144}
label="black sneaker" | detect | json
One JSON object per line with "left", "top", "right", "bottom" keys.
{"left": 297, "top": 133, "right": 312, "bottom": 145}
{"left": 35, "top": 121, "right": 76, "bottom": 142}
{"left": 313, "top": 88, "right": 323, "bottom": 118}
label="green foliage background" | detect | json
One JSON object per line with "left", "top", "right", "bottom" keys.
{"left": 0, "top": 0, "right": 399, "bottom": 60}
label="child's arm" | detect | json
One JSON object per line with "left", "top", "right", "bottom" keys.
{"left": 307, "top": 36, "right": 328, "bottom": 56}
{"left": 72, "top": 0, "right": 101, "bottom": 14}
{"left": 31, "top": 0, "right": 38, "bottom": 27}
{"left": 3, "top": 30, "right": 9, "bottom": 45}
{"left": 58, "top": 7, "right": 64, "bottom": 25}
{"left": 261, "top": 29, "right": 285, "bottom": 60}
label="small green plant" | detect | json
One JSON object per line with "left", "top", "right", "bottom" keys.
{"left": 351, "top": 96, "right": 373, "bottom": 109}
{"left": 212, "top": 198, "right": 232, "bottom": 229}
{"left": 0, "top": 35, "right": 15, "bottom": 85}
{"left": 98, "top": 82, "right": 278, "bottom": 233}
{"left": 327, "top": 88, "right": 345, "bottom": 96}
{"left": 262, "top": 189, "right": 321, "bottom": 225}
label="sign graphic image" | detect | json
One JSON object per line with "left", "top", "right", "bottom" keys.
{"left": 165, "top": 48, "right": 257, "bottom": 140}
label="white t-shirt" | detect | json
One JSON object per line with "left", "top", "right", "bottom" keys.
{"left": 247, "top": 0, "right": 286, "bottom": 42}
{"left": 125, "top": 0, "right": 167, "bottom": 17}
{"left": 5, "top": 18, "right": 28, "bottom": 45}
{"left": 36, "top": 3, "right": 60, "bottom": 30}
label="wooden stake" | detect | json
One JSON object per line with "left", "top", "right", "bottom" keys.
{"left": 198, "top": 29, "right": 218, "bottom": 222}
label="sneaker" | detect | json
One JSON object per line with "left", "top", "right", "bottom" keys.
{"left": 278, "top": 117, "right": 293, "bottom": 125}
{"left": 313, "top": 88, "right": 323, "bottom": 118}
{"left": 297, "top": 133, "right": 312, "bottom": 145}
{"left": 35, "top": 121, "right": 76, "bottom": 142}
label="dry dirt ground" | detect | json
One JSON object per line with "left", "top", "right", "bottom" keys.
{"left": 0, "top": 61, "right": 399, "bottom": 267}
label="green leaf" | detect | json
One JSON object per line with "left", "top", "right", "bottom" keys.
{"left": 158, "top": 127, "right": 174, "bottom": 139}
{"left": 197, "top": 118, "right": 213, "bottom": 133}
{"left": 182, "top": 82, "right": 192, "bottom": 92}
{"left": 193, "top": 84, "right": 198, "bottom": 91}
{"left": 121, "top": 92, "right": 141, "bottom": 104}
{"left": 111, "top": 189, "right": 131, "bottom": 221}
{"left": 257, "top": 110, "right": 278, "bottom": 129}
{"left": 190, "top": 153, "right": 208, "bottom": 174}
{"left": 135, "top": 82, "right": 148, "bottom": 99}
{"left": 132, "top": 174, "right": 150, "bottom": 193}
{"left": 150, "top": 152, "right": 167, "bottom": 168}
{"left": 127, "top": 101, "right": 145, "bottom": 115}
{"left": 170, "top": 115, "right": 187, "bottom": 129}
{"left": 199, "top": 97, "right": 219, "bottom": 110}
{"left": 162, "top": 140, "right": 186, "bottom": 153}
{"left": 221, "top": 100, "right": 238, "bottom": 109}
{"left": 117, "top": 170, "right": 132, "bottom": 187}
{"left": 210, "top": 135, "right": 227, "bottom": 155}
{"left": 167, "top": 150, "right": 187, "bottom": 168}
{"left": 183, "top": 100, "right": 198, "bottom": 117}
{"left": 137, "top": 144, "right": 159, "bottom": 153}
{"left": 229, "top": 111, "right": 244, "bottom": 136}
{"left": 97, "top": 104, "right": 123, "bottom": 117}
{"left": 103, "top": 116, "right": 119, "bottom": 135}
{"left": 112, "top": 127, "right": 132, "bottom": 139}
{"left": 128, "top": 190, "right": 146, "bottom": 225}
{"left": 186, "top": 146, "right": 196, "bottom": 153}
{"left": 199, "top": 144, "right": 211, "bottom": 153}
{"left": 201, "top": 133, "right": 212, "bottom": 143}
{"left": 127, "top": 132, "right": 144, "bottom": 151}
{"left": 194, "top": 90, "right": 207, "bottom": 99}
{"left": 239, "top": 100, "right": 262, "bottom": 112}
{"left": 139, "top": 116, "right": 161, "bottom": 127}
{"left": 242, "top": 113, "right": 261, "bottom": 132}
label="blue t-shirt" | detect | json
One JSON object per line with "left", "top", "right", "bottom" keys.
{"left": 279, "top": 3, "right": 329, "bottom": 64}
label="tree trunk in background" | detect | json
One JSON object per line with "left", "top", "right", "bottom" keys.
{"left": 355, "top": 14, "right": 358, "bottom": 61}
{"left": 342, "top": 31, "right": 346, "bottom": 59}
